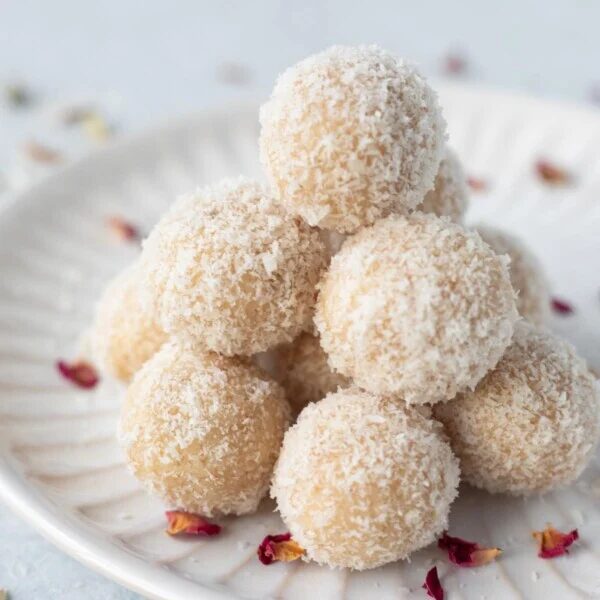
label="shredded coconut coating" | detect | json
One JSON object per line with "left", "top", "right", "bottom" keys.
{"left": 434, "top": 322, "right": 600, "bottom": 495}
{"left": 476, "top": 225, "right": 550, "bottom": 325}
{"left": 316, "top": 213, "right": 518, "bottom": 403}
{"left": 90, "top": 264, "right": 166, "bottom": 381}
{"left": 259, "top": 45, "right": 446, "bottom": 234}
{"left": 417, "top": 147, "right": 469, "bottom": 223}
{"left": 271, "top": 389, "right": 460, "bottom": 569}
{"left": 319, "top": 229, "right": 348, "bottom": 260}
{"left": 273, "top": 333, "right": 350, "bottom": 415}
{"left": 138, "top": 177, "right": 327, "bottom": 356}
{"left": 118, "top": 341, "right": 291, "bottom": 516}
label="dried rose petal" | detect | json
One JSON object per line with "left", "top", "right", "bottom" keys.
{"left": 535, "top": 160, "right": 571, "bottom": 185}
{"left": 438, "top": 531, "right": 501, "bottom": 567}
{"left": 165, "top": 510, "right": 221, "bottom": 537}
{"left": 422, "top": 566, "right": 444, "bottom": 600}
{"left": 56, "top": 360, "right": 99, "bottom": 389}
{"left": 257, "top": 532, "right": 305, "bottom": 565}
{"left": 83, "top": 113, "right": 112, "bottom": 141}
{"left": 467, "top": 176, "right": 488, "bottom": 192}
{"left": 533, "top": 525, "right": 578, "bottom": 559}
{"left": 24, "top": 141, "right": 62, "bottom": 164}
{"left": 60, "top": 106, "right": 95, "bottom": 126}
{"left": 442, "top": 52, "right": 467, "bottom": 75}
{"left": 551, "top": 298, "right": 574, "bottom": 315}
{"left": 107, "top": 216, "right": 140, "bottom": 242}
{"left": 5, "top": 84, "right": 33, "bottom": 108}
{"left": 216, "top": 62, "right": 252, "bottom": 86}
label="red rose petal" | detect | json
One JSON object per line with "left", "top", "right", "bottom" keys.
{"left": 107, "top": 216, "right": 140, "bottom": 242}
{"left": 257, "top": 532, "right": 304, "bottom": 565}
{"left": 165, "top": 510, "right": 221, "bottom": 537}
{"left": 551, "top": 298, "right": 574, "bottom": 315}
{"left": 24, "top": 141, "right": 62, "bottom": 164}
{"left": 467, "top": 176, "right": 487, "bottom": 192}
{"left": 438, "top": 531, "right": 501, "bottom": 567}
{"left": 422, "top": 566, "right": 444, "bottom": 600}
{"left": 57, "top": 360, "right": 99, "bottom": 389}
{"left": 442, "top": 52, "right": 467, "bottom": 75}
{"left": 535, "top": 160, "right": 571, "bottom": 185}
{"left": 533, "top": 525, "right": 578, "bottom": 559}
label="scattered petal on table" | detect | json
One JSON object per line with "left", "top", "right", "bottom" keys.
{"left": 438, "top": 531, "right": 502, "bottom": 567}
{"left": 467, "top": 176, "right": 488, "bottom": 192}
{"left": 216, "top": 62, "right": 253, "bottom": 86}
{"left": 107, "top": 216, "right": 140, "bottom": 242}
{"left": 56, "top": 360, "right": 99, "bottom": 389}
{"left": 441, "top": 51, "right": 468, "bottom": 75}
{"left": 535, "top": 160, "right": 571, "bottom": 185}
{"left": 533, "top": 525, "right": 579, "bottom": 559}
{"left": 4, "top": 83, "right": 35, "bottom": 108}
{"left": 422, "top": 566, "right": 444, "bottom": 600}
{"left": 165, "top": 511, "right": 221, "bottom": 537}
{"left": 257, "top": 533, "right": 305, "bottom": 565}
{"left": 551, "top": 297, "right": 574, "bottom": 315}
{"left": 23, "top": 141, "right": 63, "bottom": 164}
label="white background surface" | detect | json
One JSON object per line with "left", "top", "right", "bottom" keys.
{"left": 0, "top": 1, "right": 599, "bottom": 598}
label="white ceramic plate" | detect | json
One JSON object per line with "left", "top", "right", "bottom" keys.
{"left": 0, "top": 84, "right": 600, "bottom": 600}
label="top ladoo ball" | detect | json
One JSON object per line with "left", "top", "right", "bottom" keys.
{"left": 259, "top": 45, "right": 446, "bottom": 234}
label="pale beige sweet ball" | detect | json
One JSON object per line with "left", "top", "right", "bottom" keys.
{"left": 259, "top": 45, "right": 446, "bottom": 234}
{"left": 434, "top": 322, "right": 600, "bottom": 495}
{"left": 272, "top": 389, "right": 460, "bottom": 570}
{"left": 138, "top": 177, "right": 327, "bottom": 356}
{"left": 417, "top": 147, "right": 469, "bottom": 222}
{"left": 476, "top": 225, "right": 550, "bottom": 325}
{"left": 90, "top": 265, "right": 166, "bottom": 381}
{"left": 316, "top": 212, "right": 519, "bottom": 404}
{"left": 273, "top": 333, "right": 350, "bottom": 415}
{"left": 119, "top": 341, "right": 291, "bottom": 516}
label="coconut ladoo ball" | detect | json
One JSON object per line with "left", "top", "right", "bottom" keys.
{"left": 90, "top": 264, "right": 166, "bottom": 382}
{"left": 417, "top": 147, "right": 469, "bottom": 222}
{"left": 259, "top": 45, "right": 446, "bottom": 234}
{"left": 316, "top": 212, "right": 519, "bottom": 404}
{"left": 119, "top": 341, "right": 291, "bottom": 517}
{"left": 273, "top": 333, "right": 350, "bottom": 415}
{"left": 434, "top": 322, "right": 600, "bottom": 495}
{"left": 139, "top": 177, "right": 327, "bottom": 356}
{"left": 272, "top": 389, "right": 460, "bottom": 570}
{"left": 476, "top": 225, "right": 550, "bottom": 325}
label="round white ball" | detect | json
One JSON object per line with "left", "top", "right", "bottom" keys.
{"left": 90, "top": 264, "right": 166, "bottom": 381}
{"left": 272, "top": 388, "right": 460, "bottom": 569}
{"left": 476, "top": 225, "right": 550, "bottom": 325}
{"left": 316, "top": 213, "right": 518, "bottom": 403}
{"left": 434, "top": 322, "right": 600, "bottom": 495}
{"left": 139, "top": 177, "right": 327, "bottom": 356}
{"left": 259, "top": 45, "right": 446, "bottom": 233}
{"left": 119, "top": 341, "right": 291, "bottom": 516}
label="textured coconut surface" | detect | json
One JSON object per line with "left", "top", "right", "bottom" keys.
{"left": 272, "top": 388, "right": 460, "bottom": 569}
{"left": 259, "top": 45, "right": 446, "bottom": 233}
{"left": 435, "top": 322, "right": 600, "bottom": 494}
{"left": 119, "top": 341, "right": 291, "bottom": 517}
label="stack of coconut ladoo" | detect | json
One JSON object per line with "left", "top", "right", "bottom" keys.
{"left": 90, "top": 45, "right": 600, "bottom": 571}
